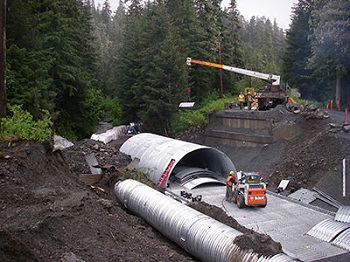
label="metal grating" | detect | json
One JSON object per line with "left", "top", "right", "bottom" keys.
{"left": 333, "top": 228, "right": 350, "bottom": 251}
{"left": 307, "top": 218, "right": 350, "bottom": 242}
{"left": 335, "top": 206, "right": 350, "bottom": 223}
{"left": 266, "top": 253, "right": 300, "bottom": 262}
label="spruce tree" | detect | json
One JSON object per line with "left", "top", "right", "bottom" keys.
{"left": 221, "top": 0, "right": 244, "bottom": 94}
{"left": 115, "top": 0, "right": 143, "bottom": 123}
{"left": 309, "top": 0, "right": 350, "bottom": 104}
{"left": 282, "top": 0, "right": 314, "bottom": 99}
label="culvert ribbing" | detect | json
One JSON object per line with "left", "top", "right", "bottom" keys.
{"left": 119, "top": 133, "right": 236, "bottom": 187}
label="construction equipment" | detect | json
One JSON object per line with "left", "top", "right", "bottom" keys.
{"left": 186, "top": 57, "right": 295, "bottom": 110}
{"left": 125, "top": 123, "right": 141, "bottom": 136}
{"left": 231, "top": 171, "right": 267, "bottom": 208}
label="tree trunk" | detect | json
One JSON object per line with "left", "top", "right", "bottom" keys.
{"left": 335, "top": 69, "right": 341, "bottom": 104}
{"left": 0, "top": 0, "right": 6, "bottom": 118}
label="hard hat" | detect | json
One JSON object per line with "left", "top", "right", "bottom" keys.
{"left": 229, "top": 171, "right": 234, "bottom": 175}
{"left": 240, "top": 91, "right": 243, "bottom": 94}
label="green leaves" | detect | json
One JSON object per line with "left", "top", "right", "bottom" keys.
{"left": 7, "top": 0, "right": 101, "bottom": 139}
{"left": 0, "top": 105, "right": 53, "bottom": 141}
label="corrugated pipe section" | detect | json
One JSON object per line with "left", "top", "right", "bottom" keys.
{"left": 115, "top": 179, "right": 296, "bottom": 262}
{"left": 119, "top": 133, "right": 236, "bottom": 187}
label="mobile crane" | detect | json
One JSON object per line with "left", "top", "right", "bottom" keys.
{"left": 186, "top": 57, "right": 295, "bottom": 110}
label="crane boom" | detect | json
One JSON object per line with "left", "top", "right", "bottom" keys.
{"left": 186, "top": 57, "right": 280, "bottom": 85}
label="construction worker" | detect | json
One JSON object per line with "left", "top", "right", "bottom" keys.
{"left": 246, "top": 91, "right": 252, "bottom": 110}
{"left": 238, "top": 92, "right": 245, "bottom": 110}
{"left": 226, "top": 171, "right": 235, "bottom": 202}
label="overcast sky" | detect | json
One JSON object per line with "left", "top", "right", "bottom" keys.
{"left": 95, "top": 0, "right": 298, "bottom": 30}
{"left": 234, "top": 0, "right": 298, "bottom": 30}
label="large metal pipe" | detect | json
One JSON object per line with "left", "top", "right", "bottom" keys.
{"left": 120, "top": 133, "right": 236, "bottom": 187}
{"left": 115, "top": 179, "right": 294, "bottom": 262}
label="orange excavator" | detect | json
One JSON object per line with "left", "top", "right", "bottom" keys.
{"left": 186, "top": 57, "right": 295, "bottom": 110}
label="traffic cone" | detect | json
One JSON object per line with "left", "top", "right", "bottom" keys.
{"left": 325, "top": 104, "right": 329, "bottom": 113}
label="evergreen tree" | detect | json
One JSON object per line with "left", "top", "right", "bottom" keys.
{"left": 7, "top": 0, "right": 101, "bottom": 138}
{"left": 221, "top": 0, "right": 244, "bottom": 94}
{"left": 272, "top": 20, "right": 286, "bottom": 70}
{"left": 6, "top": 0, "right": 55, "bottom": 119}
{"left": 282, "top": 0, "right": 314, "bottom": 99}
{"left": 309, "top": 0, "right": 350, "bottom": 104}
{"left": 115, "top": 0, "right": 143, "bottom": 123}
{"left": 138, "top": 5, "right": 187, "bottom": 134}
{"left": 100, "top": 1, "right": 126, "bottom": 96}
{"left": 118, "top": 1, "right": 187, "bottom": 135}
{"left": 189, "top": 0, "right": 224, "bottom": 101}
{"left": 238, "top": 16, "right": 286, "bottom": 89}
{"left": 166, "top": 0, "right": 206, "bottom": 101}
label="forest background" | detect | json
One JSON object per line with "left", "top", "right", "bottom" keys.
{"left": 4, "top": 0, "right": 350, "bottom": 139}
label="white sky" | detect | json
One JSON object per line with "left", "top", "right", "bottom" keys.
{"left": 95, "top": 0, "right": 298, "bottom": 30}
{"left": 234, "top": 0, "right": 298, "bottom": 30}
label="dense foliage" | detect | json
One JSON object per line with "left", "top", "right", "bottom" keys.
{"left": 4, "top": 0, "right": 349, "bottom": 138}
{"left": 0, "top": 105, "right": 52, "bottom": 141}
{"left": 282, "top": 0, "right": 350, "bottom": 105}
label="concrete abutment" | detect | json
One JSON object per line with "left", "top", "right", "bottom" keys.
{"left": 204, "top": 109, "right": 303, "bottom": 147}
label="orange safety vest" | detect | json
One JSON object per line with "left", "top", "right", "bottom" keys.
{"left": 226, "top": 175, "right": 235, "bottom": 187}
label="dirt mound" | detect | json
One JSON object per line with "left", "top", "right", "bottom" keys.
{"left": 0, "top": 140, "right": 195, "bottom": 262}
{"left": 189, "top": 202, "right": 282, "bottom": 257}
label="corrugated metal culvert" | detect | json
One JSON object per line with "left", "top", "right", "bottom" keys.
{"left": 115, "top": 179, "right": 297, "bottom": 262}
{"left": 333, "top": 228, "right": 350, "bottom": 251}
{"left": 307, "top": 218, "right": 350, "bottom": 242}
{"left": 335, "top": 206, "right": 350, "bottom": 223}
{"left": 120, "top": 133, "right": 236, "bottom": 188}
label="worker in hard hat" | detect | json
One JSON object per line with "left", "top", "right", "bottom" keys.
{"left": 246, "top": 91, "right": 253, "bottom": 110}
{"left": 226, "top": 171, "right": 235, "bottom": 202}
{"left": 238, "top": 91, "right": 245, "bottom": 110}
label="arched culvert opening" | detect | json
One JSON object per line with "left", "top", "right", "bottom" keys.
{"left": 120, "top": 133, "right": 236, "bottom": 188}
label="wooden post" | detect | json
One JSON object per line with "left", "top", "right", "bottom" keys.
{"left": 343, "top": 158, "right": 346, "bottom": 197}
{"left": 218, "top": 42, "right": 223, "bottom": 99}
{"left": 0, "top": 0, "right": 6, "bottom": 118}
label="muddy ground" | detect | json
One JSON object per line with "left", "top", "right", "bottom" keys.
{"left": 1, "top": 107, "right": 350, "bottom": 261}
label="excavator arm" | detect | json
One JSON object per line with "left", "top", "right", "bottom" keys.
{"left": 186, "top": 57, "right": 280, "bottom": 85}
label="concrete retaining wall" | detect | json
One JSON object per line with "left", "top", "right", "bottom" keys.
{"left": 205, "top": 109, "right": 302, "bottom": 147}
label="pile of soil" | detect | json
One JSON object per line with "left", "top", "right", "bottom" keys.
{"left": 1, "top": 108, "right": 349, "bottom": 261}
{"left": 0, "top": 140, "right": 195, "bottom": 262}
